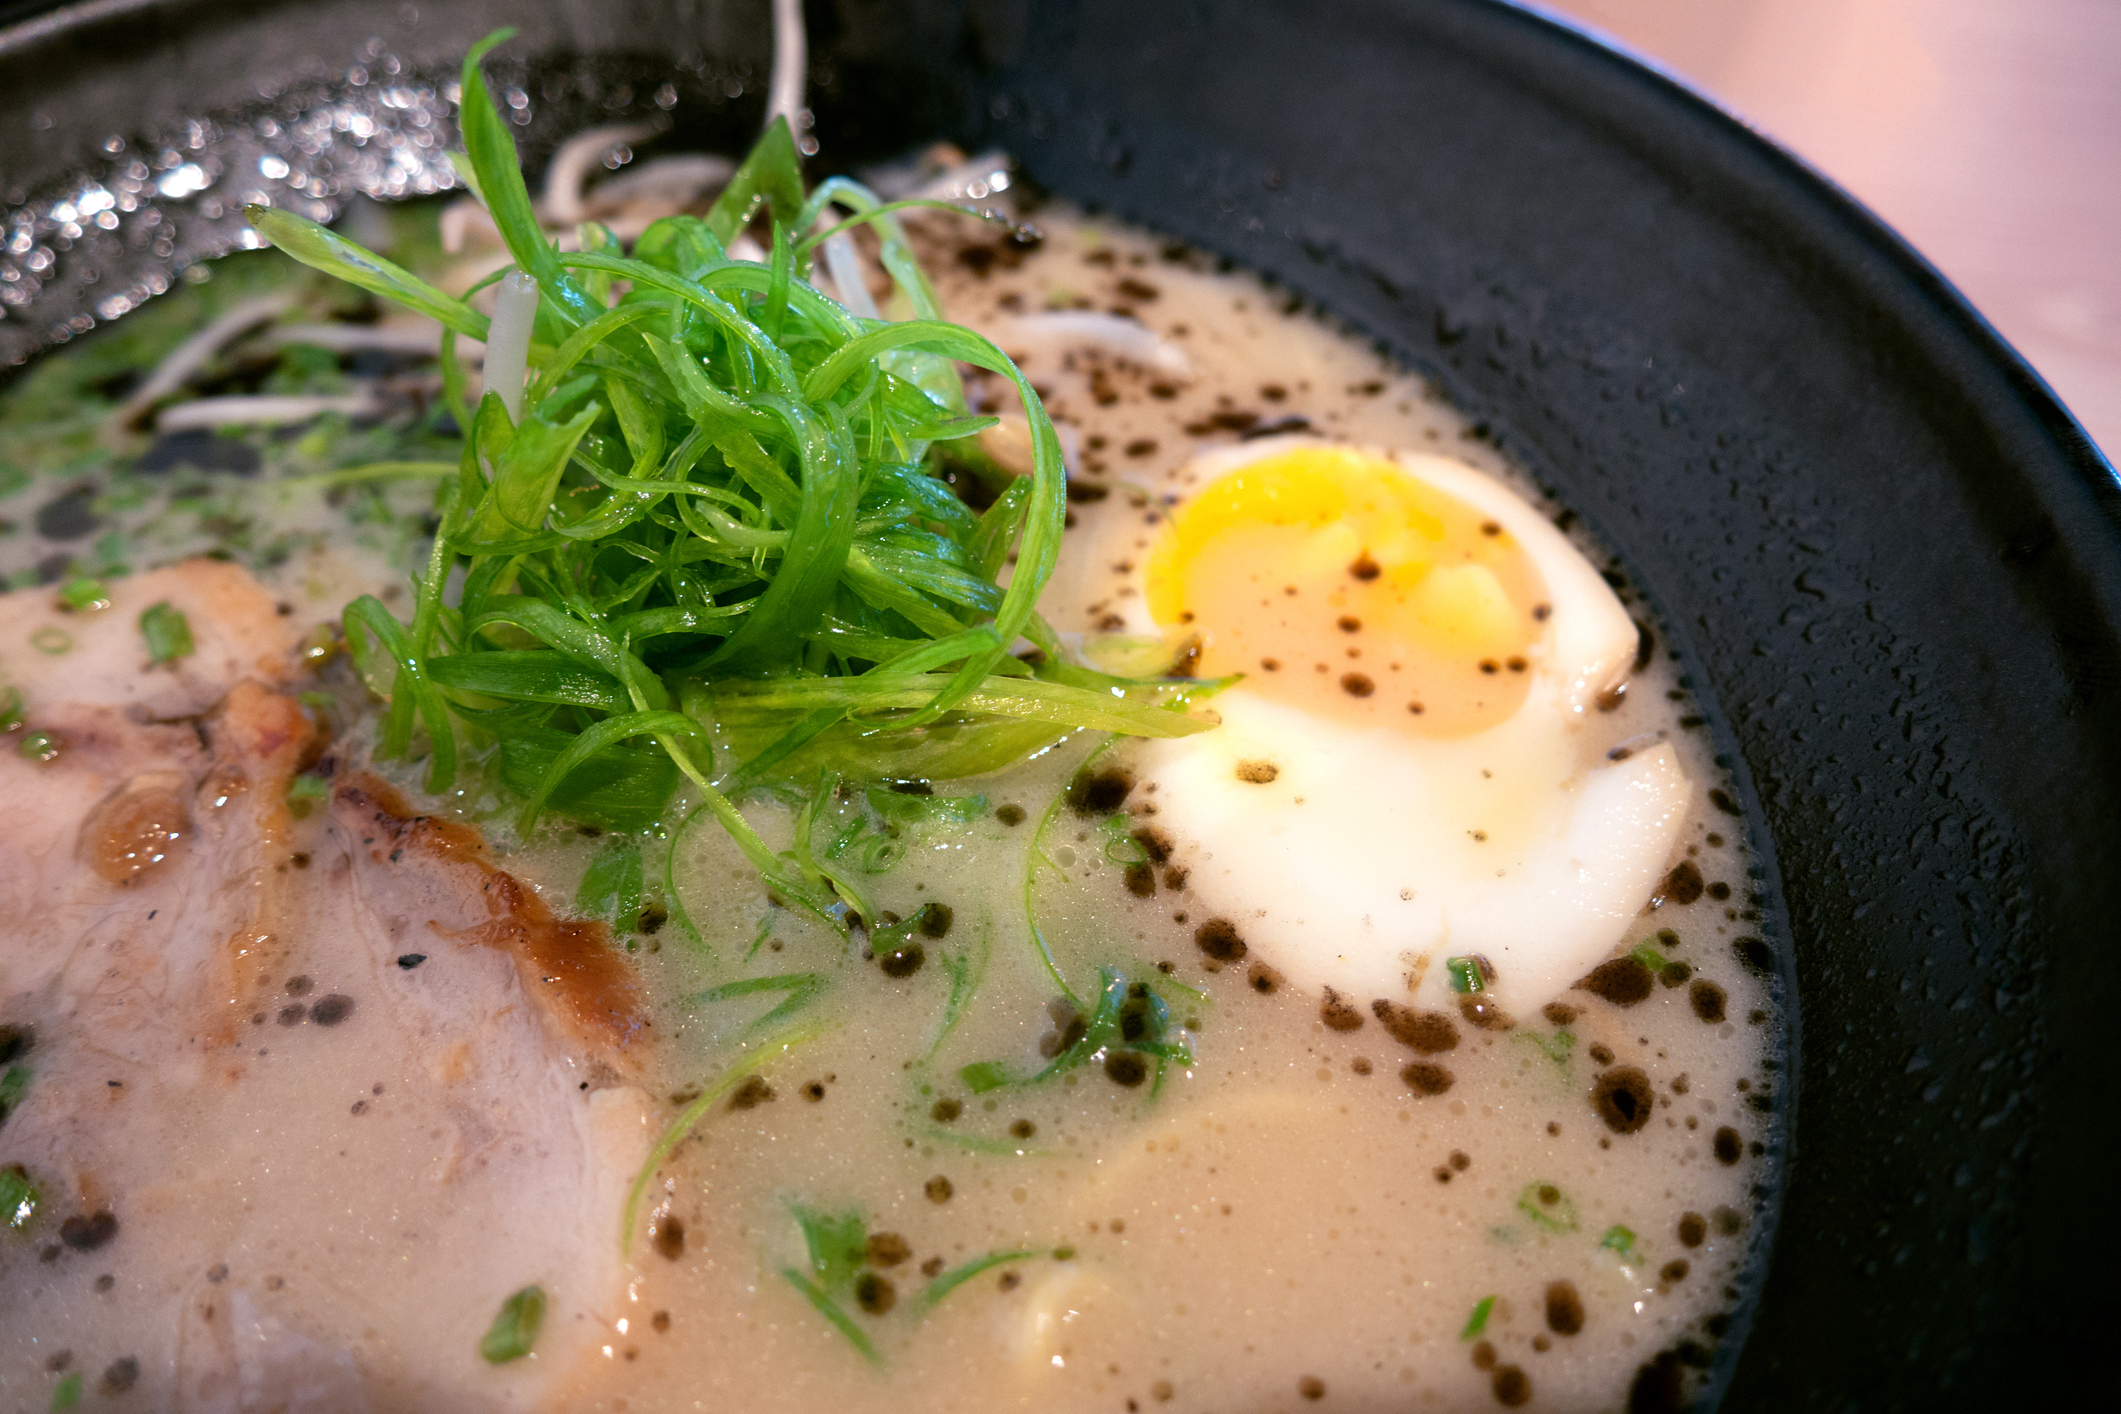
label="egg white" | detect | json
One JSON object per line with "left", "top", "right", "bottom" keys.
{"left": 1120, "top": 438, "right": 1690, "bottom": 1017}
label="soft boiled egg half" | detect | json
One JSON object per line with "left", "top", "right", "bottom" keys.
{"left": 1113, "top": 439, "right": 1689, "bottom": 1018}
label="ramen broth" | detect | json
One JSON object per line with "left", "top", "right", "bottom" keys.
{"left": 0, "top": 196, "right": 1778, "bottom": 1413}
{"left": 538, "top": 213, "right": 1779, "bottom": 1410}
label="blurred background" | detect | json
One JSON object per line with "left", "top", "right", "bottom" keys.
{"left": 1541, "top": 0, "right": 2120, "bottom": 461}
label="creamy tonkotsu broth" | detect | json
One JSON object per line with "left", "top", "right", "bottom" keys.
{"left": 0, "top": 134, "right": 1780, "bottom": 1414}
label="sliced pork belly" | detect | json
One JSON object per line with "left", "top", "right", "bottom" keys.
{"left": 0, "top": 560, "right": 656, "bottom": 1411}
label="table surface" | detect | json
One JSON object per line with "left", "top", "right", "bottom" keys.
{"left": 1539, "top": 0, "right": 2120, "bottom": 463}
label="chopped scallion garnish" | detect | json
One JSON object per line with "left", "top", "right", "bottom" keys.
{"left": 958, "top": 1060, "right": 1013, "bottom": 1095}
{"left": 1446, "top": 956, "right": 1485, "bottom": 994}
{"left": 1629, "top": 942, "right": 1669, "bottom": 972}
{"left": 17, "top": 731, "right": 58, "bottom": 763}
{"left": 776, "top": 1202, "right": 886, "bottom": 1363}
{"left": 1515, "top": 1181, "right": 1581, "bottom": 1233}
{"left": 909, "top": 1247, "right": 1042, "bottom": 1316}
{"left": 779, "top": 1264, "right": 883, "bottom": 1365}
{"left": 478, "top": 1284, "right": 545, "bottom": 1363}
{"left": 576, "top": 837, "right": 645, "bottom": 922}
{"left": 247, "top": 29, "right": 1212, "bottom": 917}
{"left": 49, "top": 1370, "right": 81, "bottom": 1411}
{"left": 950, "top": 968, "right": 1191, "bottom": 1115}
{"left": 57, "top": 578, "right": 109, "bottom": 613}
{"left": 686, "top": 972, "right": 826, "bottom": 1032}
{"left": 285, "top": 775, "right": 330, "bottom": 818}
{"left": 1511, "top": 1028, "right": 1574, "bottom": 1067}
{"left": 1460, "top": 1294, "right": 1495, "bottom": 1339}
{"left": 139, "top": 600, "right": 194, "bottom": 664}
{"left": 1, "top": 1163, "right": 36, "bottom": 1232}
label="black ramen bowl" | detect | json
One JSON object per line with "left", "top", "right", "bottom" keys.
{"left": 0, "top": 1, "right": 2112, "bottom": 1406}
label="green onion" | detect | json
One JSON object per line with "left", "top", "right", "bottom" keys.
{"left": 789, "top": 1202, "right": 871, "bottom": 1291}
{"left": 864, "top": 783, "right": 988, "bottom": 823}
{"left": 29, "top": 627, "right": 69, "bottom": 656}
{"left": 0, "top": 685, "right": 21, "bottom": 732}
{"left": 910, "top": 1248, "right": 1042, "bottom": 1317}
{"left": 776, "top": 1202, "right": 885, "bottom": 1364}
{"left": 687, "top": 973, "right": 826, "bottom": 1032}
{"left": 1515, "top": 1181, "right": 1581, "bottom": 1234}
{"left": 1629, "top": 941, "right": 1669, "bottom": 972}
{"left": 57, "top": 577, "right": 109, "bottom": 613}
{"left": 0, "top": 1163, "right": 36, "bottom": 1232}
{"left": 1511, "top": 1029, "right": 1574, "bottom": 1067}
{"left": 1599, "top": 1224, "right": 1639, "bottom": 1261}
{"left": 620, "top": 1022, "right": 829, "bottom": 1256}
{"left": 245, "top": 27, "right": 1199, "bottom": 905}
{"left": 0, "top": 1062, "right": 27, "bottom": 1111}
{"left": 1460, "top": 1295, "right": 1496, "bottom": 1339}
{"left": 49, "top": 1371, "right": 81, "bottom": 1411}
{"left": 958, "top": 1060, "right": 1013, "bottom": 1094}
{"left": 478, "top": 1285, "right": 545, "bottom": 1363}
{"left": 140, "top": 601, "right": 195, "bottom": 664}
{"left": 779, "top": 1266, "right": 882, "bottom": 1365}
{"left": 285, "top": 775, "right": 329, "bottom": 819}
{"left": 1446, "top": 956, "right": 1486, "bottom": 994}
{"left": 576, "top": 837, "right": 644, "bottom": 922}
{"left": 17, "top": 731, "right": 58, "bottom": 763}
{"left": 925, "top": 928, "right": 991, "bottom": 1060}
{"left": 954, "top": 969, "right": 1191, "bottom": 1098}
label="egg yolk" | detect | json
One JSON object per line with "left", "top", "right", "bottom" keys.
{"left": 1145, "top": 447, "right": 1548, "bottom": 736}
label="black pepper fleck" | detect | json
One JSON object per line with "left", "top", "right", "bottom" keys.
{"left": 1546, "top": 1280, "right": 1585, "bottom": 1335}
{"left": 1320, "top": 988, "right": 1364, "bottom": 1031}
{"left": 1402, "top": 1062, "right": 1454, "bottom": 1096}
{"left": 1592, "top": 1067, "right": 1655, "bottom": 1134}
{"left": 59, "top": 1212, "right": 118, "bottom": 1251}
{"left": 308, "top": 994, "right": 354, "bottom": 1026}
{"left": 854, "top": 1272, "right": 897, "bottom": 1315}
{"left": 1712, "top": 1127, "right": 1742, "bottom": 1165}
{"left": 1195, "top": 918, "right": 1246, "bottom": 962}
{"left": 1104, "top": 1051, "right": 1149, "bottom": 1087}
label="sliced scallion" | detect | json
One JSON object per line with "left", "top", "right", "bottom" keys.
{"left": 1515, "top": 1181, "right": 1581, "bottom": 1234}
{"left": 285, "top": 776, "right": 329, "bottom": 819}
{"left": 57, "top": 578, "right": 109, "bottom": 613}
{"left": 246, "top": 28, "right": 1208, "bottom": 915}
{"left": 0, "top": 1163, "right": 36, "bottom": 1232}
{"left": 478, "top": 1285, "right": 545, "bottom": 1364}
{"left": 139, "top": 601, "right": 194, "bottom": 664}
{"left": 0, "top": 1064, "right": 30, "bottom": 1111}
{"left": 576, "top": 836, "right": 644, "bottom": 922}
{"left": 1512, "top": 1029, "right": 1575, "bottom": 1068}
{"left": 910, "top": 1248, "right": 1041, "bottom": 1317}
